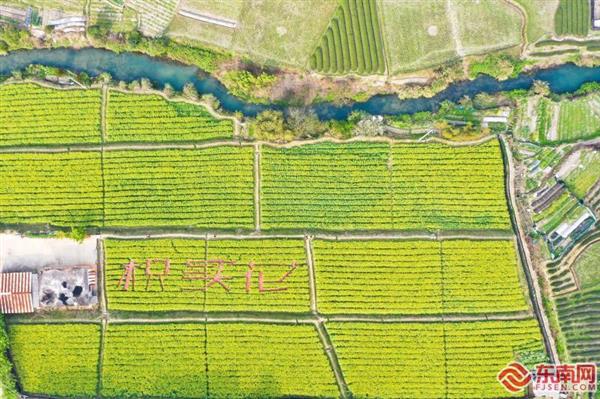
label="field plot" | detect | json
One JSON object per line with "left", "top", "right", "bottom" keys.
{"left": 514, "top": 0, "right": 559, "bottom": 42}
{"left": 89, "top": 0, "right": 137, "bottom": 32}
{"left": 554, "top": 0, "right": 589, "bottom": 37}
{"left": 0, "top": 152, "right": 103, "bottom": 227}
{"left": 104, "top": 238, "right": 311, "bottom": 312}
{"left": 313, "top": 240, "right": 442, "bottom": 314}
{"left": 389, "top": 142, "right": 510, "bottom": 230}
{"left": 106, "top": 91, "right": 234, "bottom": 143}
{"left": 380, "top": 0, "right": 455, "bottom": 74}
{"left": 573, "top": 242, "right": 600, "bottom": 289}
{"left": 328, "top": 320, "right": 542, "bottom": 399}
{"left": 261, "top": 140, "right": 510, "bottom": 231}
{"left": 563, "top": 149, "right": 600, "bottom": 198}
{"left": 444, "top": 320, "right": 543, "bottom": 399}
{"left": 310, "top": 0, "right": 385, "bottom": 74}
{"left": 103, "top": 147, "right": 254, "bottom": 229}
{"left": 0, "top": 84, "right": 101, "bottom": 146}
{"left": 555, "top": 94, "right": 600, "bottom": 142}
{"left": 231, "top": 0, "right": 338, "bottom": 67}
{"left": 125, "top": 0, "right": 178, "bottom": 36}
{"left": 102, "top": 323, "right": 207, "bottom": 398}
{"left": 441, "top": 240, "right": 528, "bottom": 313}
{"left": 453, "top": 0, "right": 522, "bottom": 55}
{"left": 7, "top": 323, "right": 100, "bottom": 397}
{"left": 207, "top": 323, "right": 338, "bottom": 399}
{"left": 312, "top": 239, "right": 527, "bottom": 315}
{"left": 167, "top": 0, "right": 244, "bottom": 48}
{"left": 556, "top": 286, "right": 600, "bottom": 363}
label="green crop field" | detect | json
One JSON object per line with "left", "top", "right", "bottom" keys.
{"left": 555, "top": 0, "right": 590, "bottom": 37}
{"left": 313, "top": 239, "right": 528, "bottom": 314}
{"left": 573, "top": 242, "right": 600, "bottom": 289}
{"left": 556, "top": 286, "right": 600, "bottom": 363}
{"left": 7, "top": 323, "right": 100, "bottom": 398}
{"left": 454, "top": 0, "right": 522, "bottom": 55}
{"left": 104, "top": 238, "right": 310, "bottom": 312}
{"left": 0, "top": 84, "right": 101, "bottom": 146}
{"left": 555, "top": 94, "right": 600, "bottom": 142}
{"left": 102, "top": 323, "right": 207, "bottom": 398}
{"left": 514, "top": 0, "right": 559, "bottom": 42}
{"left": 564, "top": 149, "right": 600, "bottom": 198}
{"left": 261, "top": 140, "right": 510, "bottom": 231}
{"left": 0, "top": 152, "right": 103, "bottom": 227}
{"left": 328, "top": 319, "right": 542, "bottom": 399}
{"left": 103, "top": 147, "right": 255, "bottom": 229}
{"left": 207, "top": 323, "right": 338, "bottom": 398}
{"left": 310, "top": 0, "right": 385, "bottom": 74}
{"left": 380, "top": 0, "right": 455, "bottom": 74}
{"left": 5, "top": 0, "right": 85, "bottom": 13}
{"left": 106, "top": 91, "right": 234, "bottom": 143}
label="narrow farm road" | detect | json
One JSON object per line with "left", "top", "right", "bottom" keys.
{"left": 499, "top": 134, "right": 559, "bottom": 363}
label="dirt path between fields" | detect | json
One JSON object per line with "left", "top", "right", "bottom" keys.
{"left": 499, "top": 134, "right": 559, "bottom": 363}
{"left": 503, "top": 0, "right": 528, "bottom": 56}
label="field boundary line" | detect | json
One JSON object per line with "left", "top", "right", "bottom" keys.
{"left": 314, "top": 321, "right": 349, "bottom": 399}
{"left": 253, "top": 143, "right": 262, "bottom": 232}
{"left": 499, "top": 134, "right": 559, "bottom": 363}
{"left": 97, "top": 238, "right": 109, "bottom": 317}
{"left": 0, "top": 132, "right": 499, "bottom": 154}
{"left": 305, "top": 236, "right": 318, "bottom": 314}
{"left": 101, "top": 231, "right": 514, "bottom": 241}
{"left": 502, "top": 0, "right": 528, "bottom": 56}
{"left": 96, "top": 317, "right": 107, "bottom": 399}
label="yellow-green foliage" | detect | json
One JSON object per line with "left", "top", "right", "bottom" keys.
{"left": 8, "top": 323, "right": 100, "bottom": 397}
{"left": 207, "top": 323, "right": 338, "bottom": 398}
{"left": 261, "top": 140, "right": 510, "bottom": 231}
{"left": 313, "top": 239, "right": 528, "bottom": 314}
{"left": 329, "top": 320, "right": 542, "bottom": 399}
{"left": 104, "top": 238, "right": 310, "bottom": 312}
{"left": 102, "top": 323, "right": 207, "bottom": 398}
{"left": 0, "top": 83, "right": 101, "bottom": 146}
{"left": 107, "top": 91, "right": 233, "bottom": 142}
{"left": 0, "top": 152, "right": 103, "bottom": 226}
{"left": 103, "top": 147, "right": 255, "bottom": 228}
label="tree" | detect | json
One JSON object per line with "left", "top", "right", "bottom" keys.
{"left": 286, "top": 108, "right": 327, "bottom": 139}
{"left": 250, "top": 110, "right": 293, "bottom": 142}
{"left": 532, "top": 80, "right": 550, "bottom": 96}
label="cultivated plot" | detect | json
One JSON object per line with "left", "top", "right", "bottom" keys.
{"left": 7, "top": 323, "right": 100, "bottom": 398}
{"left": 0, "top": 83, "right": 102, "bottom": 146}
{"left": 106, "top": 91, "right": 234, "bottom": 143}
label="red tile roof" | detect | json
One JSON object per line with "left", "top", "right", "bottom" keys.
{"left": 0, "top": 273, "right": 33, "bottom": 314}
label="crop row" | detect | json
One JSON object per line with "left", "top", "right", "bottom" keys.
{"left": 0, "top": 84, "right": 102, "bottom": 146}
{"left": 0, "top": 84, "right": 234, "bottom": 147}
{"left": 261, "top": 141, "right": 510, "bottom": 231}
{"left": 329, "top": 320, "right": 542, "bottom": 399}
{"left": 554, "top": 0, "right": 589, "bottom": 37}
{"left": 104, "top": 238, "right": 527, "bottom": 315}
{"left": 8, "top": 320, "right": 542, "bottom": 399}
{"left": 310, "top": 0, "right": 385, "bottom": 74}
{"left": 107, "top": 92, "right": 233, "bottom": 142}
{"left": 1, "top": 141, "right": 509, "bottom": 231}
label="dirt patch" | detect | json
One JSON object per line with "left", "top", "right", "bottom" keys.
{"left": 0, "top": 234, "right": 98, "bottom": 273}
{"left": 427, "top": 25, "right": 439, "bottom": 37}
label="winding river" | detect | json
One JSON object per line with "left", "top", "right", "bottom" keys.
{"left": 2, "top": 47, "right": 600, "bottom": 119}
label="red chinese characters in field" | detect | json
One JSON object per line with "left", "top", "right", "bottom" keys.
{"left": 118, "top": 258, "right": 301, "bottom": 294}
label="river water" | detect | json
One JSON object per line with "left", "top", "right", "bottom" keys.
{"left": 2, "top": 47, "right": 600, "bottom": 119}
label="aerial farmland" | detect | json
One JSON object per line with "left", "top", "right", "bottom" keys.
{"left": 0, "top": 0, "right": 598, "bottom": 399}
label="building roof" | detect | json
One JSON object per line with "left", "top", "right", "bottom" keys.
{"left": 0, "top": 272, "right": 34, "bottom": 314}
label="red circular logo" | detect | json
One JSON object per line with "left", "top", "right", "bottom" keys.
{"left": 497, "top": 362, "right": 532, "bottom": 393}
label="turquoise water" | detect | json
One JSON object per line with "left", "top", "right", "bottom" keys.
{"left": 1, "top": 47, "right": 599, "bottom": 119}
